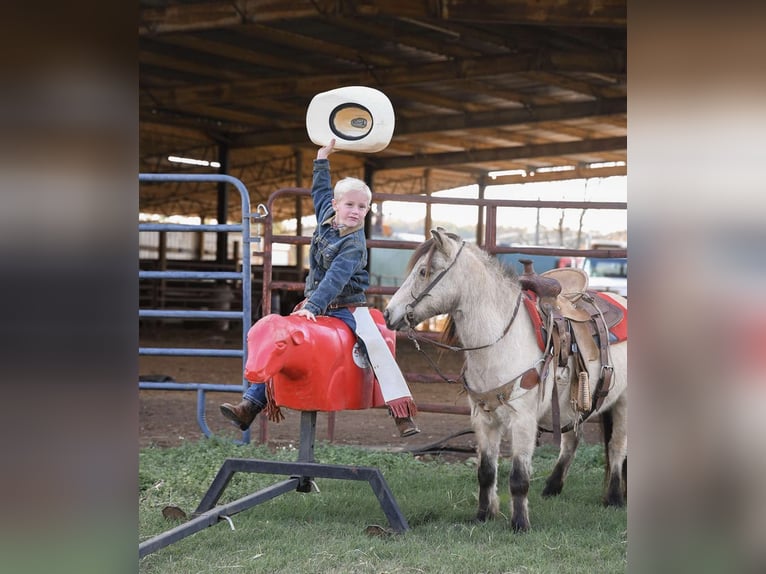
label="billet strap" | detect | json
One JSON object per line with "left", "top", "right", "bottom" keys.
{"left": 553, "top": 316, "right": 570, "bottom": 367}
{"left": 551, "top": 381, "right": 562, "bottom": 447}
{"left": 592, "top": 315, "right": 613, "bottom": 411}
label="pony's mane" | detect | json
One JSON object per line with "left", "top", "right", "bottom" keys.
{"left": 405, "top": 235, "right": 456, "bottom": 278}
{"left": 406, "top": 238, "right": 436, "bottom": 273}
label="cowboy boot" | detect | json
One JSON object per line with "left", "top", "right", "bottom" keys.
{"left": 394, "top": 416, "right": 420, "bottom": 438}
{"left": 219, "top": 399, "right": 262, "bottom": 430}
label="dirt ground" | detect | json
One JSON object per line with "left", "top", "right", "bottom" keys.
{"left": 139, "top": 325, "right": 601, "bottom": 456}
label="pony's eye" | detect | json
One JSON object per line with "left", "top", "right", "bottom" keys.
{"left": 418, "top": 267, "right": 427, "bottom": 278}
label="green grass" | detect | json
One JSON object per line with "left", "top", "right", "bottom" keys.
{"left": 140, "top": 439, "right": 626, "bottom": 573}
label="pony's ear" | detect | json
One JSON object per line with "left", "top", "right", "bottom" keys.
{"left": 431, "top": 227, "right": 455, "bottom": 255}
{"left": 431, "top": 227, "right": 445, "bottom": 247}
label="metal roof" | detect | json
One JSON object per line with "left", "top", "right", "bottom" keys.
{"left": 140, "top": 1, "right": 626, "bottom": 220}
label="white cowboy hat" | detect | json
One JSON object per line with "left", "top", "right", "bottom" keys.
{"left": 306, "top": 86, "right": 395, "bottom": 153}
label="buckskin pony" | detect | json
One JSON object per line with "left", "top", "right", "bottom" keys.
{"left": 384, "top": 228, "right": 627, "bottom": 531}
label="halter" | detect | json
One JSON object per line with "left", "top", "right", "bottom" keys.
{"left": 404, "top": 240, "right": 466, "bottom": 323}
{"left": 405, "top": 239, "right": 524, "bottom": 353}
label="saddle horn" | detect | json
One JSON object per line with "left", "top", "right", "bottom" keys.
{"left": 518, "top": 259, "right": 562, "bottom": 298}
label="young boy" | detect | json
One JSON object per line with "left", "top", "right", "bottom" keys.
{"left": 221, "top": 138, "right": 419, "bottom": 437}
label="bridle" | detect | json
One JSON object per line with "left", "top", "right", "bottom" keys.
{"left": 404, "top": 240, "right": 466, "bottom": 325}
{"left": 404, "top": 240, "right": 524, "bottom": 354}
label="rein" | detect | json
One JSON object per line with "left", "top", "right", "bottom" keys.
{"left": 407, "top": 289, "right": 523, "bottom": 353}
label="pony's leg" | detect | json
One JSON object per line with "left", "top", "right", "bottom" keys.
{"left": 602, "top": 394, "right": 627, "bottom": 507}
{"left": 541, "top": 427, "right": 582, "bottom": 497}
{"left": 474, "top": 416, "right": 501, "bottom": 522}
{"left": 508, "top": 416, "right": 536, "bottom": 532}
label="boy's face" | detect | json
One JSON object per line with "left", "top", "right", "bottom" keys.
{"left": 332, "top": 189, "right": 370, "bottom": 228}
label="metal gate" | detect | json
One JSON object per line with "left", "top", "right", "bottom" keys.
{"left": 138, "top": 173, "right": 268, "bottom": 443}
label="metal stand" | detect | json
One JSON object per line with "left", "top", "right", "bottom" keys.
{"left": 139, "top": 411, "right": 409, "bottom": 558}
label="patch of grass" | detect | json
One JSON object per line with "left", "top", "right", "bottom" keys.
{"left": 140, "top": 440, "right": 625, "bottom": 573}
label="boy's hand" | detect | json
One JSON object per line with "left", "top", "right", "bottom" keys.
{"left": 291, "top": 308, "right": 317, "bottom": 322}
{"left": 316, "top": 138, "right": 336, "bottom": 160}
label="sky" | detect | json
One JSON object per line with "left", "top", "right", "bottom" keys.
{"left": 380, "top": 175, "right": 627, "bottom": 235}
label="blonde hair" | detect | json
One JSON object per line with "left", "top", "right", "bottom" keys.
{"left": 334, "top": 177, "right": 372, "bottom": 204}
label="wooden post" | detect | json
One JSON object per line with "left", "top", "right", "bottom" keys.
{"left": 476, "top": 176, "right": 486, "bottom": 247}
{"left": 424, "top": 168, "right": 433, "bottom": 235}
{"left": 294, "top": 149, "right": 304, "bottom": 271}
{"left": 364, "top": 163, "right": 374, "bottom": 274}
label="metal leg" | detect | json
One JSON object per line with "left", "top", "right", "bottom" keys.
{"left": 139, "top": 410, "right": 409, "bottom": 559}
{"left": 140, "top": 478, "right": 299, "bottom": 558}
{"left": 296, "top": 411, "right": 317, "bottom": 492}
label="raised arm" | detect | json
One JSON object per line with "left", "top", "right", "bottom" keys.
{"left": 316, "top": 138, "right": 336, "bottom": 160}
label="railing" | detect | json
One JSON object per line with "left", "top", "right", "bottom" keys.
{"left": 262, "top": 188, "right": 626, "bottom": 304}
{"left": 139, "top": 181, "right": 625, "bottom": 444}
{"left": 253, "top": 187, "right": 627, "bottom": 439}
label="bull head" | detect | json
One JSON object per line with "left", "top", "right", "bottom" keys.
{"left": 244, "top": 315, "right": 307, "bottom": 382}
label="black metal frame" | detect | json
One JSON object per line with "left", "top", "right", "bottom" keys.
{"left": 139, "top": 411, "right": 409, "bottom": 558}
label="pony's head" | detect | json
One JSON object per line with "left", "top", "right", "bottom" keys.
{"left": 384, "top": 227, "right": 467, "bottom": 331}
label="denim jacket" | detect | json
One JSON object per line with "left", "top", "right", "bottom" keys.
{"left": 302, "top": 159, "right": 369, "bottom": 316}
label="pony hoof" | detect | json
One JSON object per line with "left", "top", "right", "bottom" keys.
{"left": 511, "top": 520, "right": 530, "bottom": 533}
{"left": 541, "top": 484, "right": 563, "bottom": 498}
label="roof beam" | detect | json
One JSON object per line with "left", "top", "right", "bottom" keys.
{"left": 522, "top": 71, "right": 624, "bottom": 98}
{"left": 140, "top": 0, "right": 326, "bottom": 36}
{"left": 398, "top": 98, "right": 625, "bottom": 134}
{"left": 438, "top": 0, "right": 626, "bottom": 28}
{"left": 484, "top": 164, "right": 626, "bottom": 185}
{"left": 231, "top": 98, "right": 626, "bottom": 148}
{"left": 144, "top": 51, "right": 625, "bottom": 107}
{"left": 367, "top": 136, "right": 627, "bottom": 170}
{"left": 139, "top": 1, "right": 626, "bottom": 36}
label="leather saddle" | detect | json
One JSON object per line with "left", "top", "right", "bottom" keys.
{"left": 519, "top": 260, "right": 624, "bottom": 330}
{"left": 519, "top": 259, "right": 624, "bottom": 444}
{"left": 518, "top": 259, "right": 624, "bottom": 415}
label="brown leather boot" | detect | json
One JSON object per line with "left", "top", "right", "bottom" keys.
{"left": 220, "top": 399, "right": 262, "bottom": 430}
{"left": 394, "top": 416, "right": 420, "bottom": 438}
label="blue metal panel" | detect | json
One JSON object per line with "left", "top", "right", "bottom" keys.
{"left": 138, "top": 173, "right": 268, "bottom": 443}
{"left": 138, "top": 310, "right": 243, "bottom": 319}
{"left": 139, "top": 347, "right": 243, "bottom": 358}
{"left": 138, "top": 271, "right": 243, "bottom": 280}
{"left": 139, "top": 223, "right": 243, "bottom": 232}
